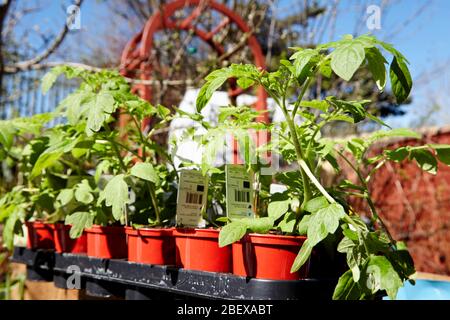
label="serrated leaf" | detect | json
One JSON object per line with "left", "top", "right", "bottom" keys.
{"left": 100, "top": 174, "right": 130, "bottom": 221}
{"left": 86, "top": 92, "right": 116, "bottom": 136}
{"left": 65, "top": 211, "right": 93, "bottom": 239}
{"left": 218, "top": 221, "right": 247, "bottom": 247}
{"left": 197, "top": 69, "right": 230, "bottom": 112}
{"left": 307, "top": 202, "right": 345, "bottom": 246}
{"left": 130, "top": 162, "right": 160, "bottom": 185}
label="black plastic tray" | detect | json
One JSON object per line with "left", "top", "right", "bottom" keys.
{"left": 11, "top": 247, "right": 337, "bottom": 300}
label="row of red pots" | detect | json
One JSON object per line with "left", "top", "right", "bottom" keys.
{"left": 25, "top": 221, "right": 309, "bottom": 281}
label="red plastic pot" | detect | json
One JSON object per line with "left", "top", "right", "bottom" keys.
{"left": 26, "top": 221, "right": 55, "bottom": 250}
{"left": 53, "top": 223, "right": 87, "bottom": 254}
{"left": 173, "top": 228, "right": 231, "bottom": 273}
{"left": 85, "top": 225, "right": 127, "bottom": 259}
{"left": 125, "top": 227, "right": 175, "bottom": 265}
{"left": 232, "top": 233, "right": 310, "bottom": 280}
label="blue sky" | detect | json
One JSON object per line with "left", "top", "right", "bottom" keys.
{"left": 11, "top": 0, "right": 450, "bottom": 128}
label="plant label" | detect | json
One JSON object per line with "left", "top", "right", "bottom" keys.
{"left": 176, "top": 170, "right": 208, "bottom": 227}
{"left": 225, "top": 164, "right": 254, "bottom": 219}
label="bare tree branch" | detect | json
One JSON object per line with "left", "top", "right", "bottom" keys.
{"left": 4, "top": 0, "right": 84, "bottom": 74}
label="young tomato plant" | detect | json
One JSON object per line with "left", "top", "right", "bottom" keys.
{"left": 0, "top": 113, "right": 68, "bottom": 248}
{"left": 195, "top": 34, "right": 450, "bottom": 299}
{"left": 1, "top": 67, "right": 177, "bottom": 240}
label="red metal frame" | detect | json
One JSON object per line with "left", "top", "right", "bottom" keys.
{"left": 120, "top": 0, "right": 269, "bottom": 163}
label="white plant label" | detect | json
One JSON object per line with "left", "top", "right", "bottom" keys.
{"left": 225, "top": 164, "right": 254, "bottom": 219}
{"left": 176, "top": 170, "right": 208, "bottom": 227}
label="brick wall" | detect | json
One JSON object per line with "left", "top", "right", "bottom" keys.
{"left": 350, "top": 127, "right": 450, "bottom": 275}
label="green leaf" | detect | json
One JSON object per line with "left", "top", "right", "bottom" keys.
{"left": 268, "top": 198, "right": 290, "bottom": 220}
{"left": 243, "top": 217, "right": 274, "bottom": 234}
{"left": 65, "top": 212, "right": 93, "bottom": 239}
{"left": 337, "top": 236, "right": 356, "bottom": 253}
{"left": 100, "top": 174, "right": 130, "bottom": 221}
{"left": 86, "top": 92, "right": 116, "bottom": 136}
{"left": 56, "top": 189, "right": 74, "bottom": 207}
{"left": 389, "top": 56, "right": 412, "bottom": 104}
{"left": 319, "top": 59, "right": 332, "bottom": 78}
{"left": 60, "top": 92, "right": 91, "bottom": 125}
{"left": 237, "top": 77, "right": 255, "bottom": 90}
{"left": 327, "top": 97, "right": 367, "bottom": 123}
{"left": 219, "top": 221, "right": 247, "bottom": 247}
{"left": 333, "top": 269, "right": 363, "bottom": 300}
{"left": 368, "top": 128, "right": 420, "bottom": 144}
{"left": 41, "top": 66, "right": 65, "bottom": 94}
{"left": 331, "top": 42, "right": 365, "bottom": 81}
{"left": 95, "top": 160, "right": 111, "bottom": 183}
{"left": 290, "top": 49, "right": 320, "bottom": 84}
{"left": 3, "top": 210, "right": 22, "bottom": 250}
{"left": 197, "top": 68, "right": 230, "bottom": 112}
{"left": 366, "top": 255, "right": 403, "bottom": 300}
{"left": 278, "top": 211, "right": 297, "bottom": 233}
{"left": 307, "top": 202, "right": 345, "bottom": 246}
{"left": 74, "top": 180, "right": 94, "bottom": 204}
{"left": 30, "top": 151, "right": 64, "bottom": 179}
{"left": 347, "top": 138, "right": 366, "bottom": 161}
{"left": 156, "top": 104, "right": 171, "bottom": 119}
{"left": 30, "top": 136, "right": 81, "bottom": 179}
{"left": 300, "top": 100, "right": 328, "bottom": 112}
{"left": 429, "top": 144, "right": 450, "bottom": 165}
{"left": 385, "top": 147, "right": 409, "bottom": 162}
{"left": 366, "top": 113, "right": 390, "bottom": 128}
{"left": 130, "top": 162, "right": 160, "bottom": 185}
{"left": 304, "top": 196, "right": 328, "bottom": 213}
{"left": 410, "top": 149, "right": 438, "bottom": 174}
{"left": 365, "top": 47, "right": 387, "bottom": 90}
{"left": 0, "top": 122, "right": 15, "bottom": 150}
{"left": 297, "top": 214, "right": 311, "bottom": 235}
{"left": 290, "top": 239, "right": 312, "bottom": 273}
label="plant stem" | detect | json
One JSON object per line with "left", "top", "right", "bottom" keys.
{"left": 336, "top": 150, "right": 396, "bottom": 243}
{"left": 292, "top": 77, "right": 313, "bottom": 116}
{"left": 280, "top": 99, "right": 313, "bottom": 206}
{"left": 131, "top": 116, "right": 146, "bottom": 162}
{"left": 147, "top": 182, "right": 161, "bottom": 225}
{"left": 103, "top": 124, "right": 127, "bottom": 172}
